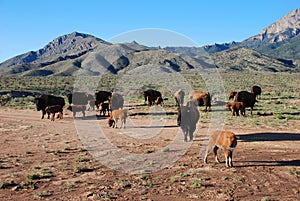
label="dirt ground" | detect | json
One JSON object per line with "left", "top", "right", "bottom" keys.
{"left": 0, "top": 106, "right": 299, "bottom": 201}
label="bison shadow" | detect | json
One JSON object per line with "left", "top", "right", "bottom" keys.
{"left": 129, "top": 111, "right": 178, "bottom": 116}
{"left": 238, "top": 132, "right": 300, "bottom": 142}
{"left": 236, "top": 132, "right": 300, "bottom": 167}
{"left": 236, "top": 160, "right": 300, "bottom": 167}
{"left": 135, "top": 125, "right": 179, "bottom": 129}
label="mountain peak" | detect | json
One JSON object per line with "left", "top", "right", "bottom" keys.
{"left": 43, "top": 31, "right": 110, "bottom": 54}
{"left": 0, "top": 32, "right": 112, "bottom": 68}
{"left": 251, "top": 8, "right": 300, "bottom": 42}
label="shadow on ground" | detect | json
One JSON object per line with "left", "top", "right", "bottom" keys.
{"left": 239, "top": 132, "right": 300, "bottom": 142}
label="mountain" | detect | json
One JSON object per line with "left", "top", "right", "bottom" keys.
{"left": 0, "top": 9, "right": 299, "bottom": 76}
{"left": 244, "top": 8, "right": 300, "bottom": 45}
{"left": 201, "top": 8, "right": 300, "bottom": 62}
{"left": 0, "top": 34, "right": 204, "bottom": 76}
{"left": 0, "top": 32, "right": 111, "bottom": 70}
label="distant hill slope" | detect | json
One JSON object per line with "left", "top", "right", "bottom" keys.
{"left": 211, "top": 47, "right": 296, "bottom": 72}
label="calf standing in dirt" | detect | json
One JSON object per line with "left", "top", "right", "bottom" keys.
{"left": 108, "top": 109, "right": 127, "bottom": 129}
{"left": 45, "top": 105, "right": 63, "bottom": 121}
{"left": 204, "top": 130, "right": 237, "bottom": 167}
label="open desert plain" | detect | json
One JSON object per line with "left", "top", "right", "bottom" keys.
{"left": 0, "top": 72, "right": 299, "bottom": 201}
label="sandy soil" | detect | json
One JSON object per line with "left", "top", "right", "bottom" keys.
{"left": 0, "top": 107, "right": 299, "bottom": 201}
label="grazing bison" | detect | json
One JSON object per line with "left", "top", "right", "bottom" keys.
{"left": 108, "top": 109, "right": 127, "bottom": 129}
{"left": 177, "top": 100, "right": 200, "bottom": 142}
{"left": 98, "top": 102, "right": 110, "bottom": 117}
{"left": 225, "top": 102, "right": 246, "bottom": 116}
{"left": 143, "top": 89, "right": 163, "bottom": 106}
{"left": 188, "top": 90, "right": 211, "bottom": 112}
{"left": 67, "top": 105, "right": 86, "bottom": 118}
{"left": 45, "top": 105, "right": 63, "bottom": 121}
{"left": 174, "top": 89, "right": 185, "bottom": 107}
{"left": 228, "top": 91, "right": 237, "bottom": 100}
{"left": 34, "top": 94, "right": 65, "bottom": 119}
{"left": 110, "top": 92, "right": 124, "bottom": 111}
{"left": 204, "top": 130, "right": 237, "bottom": 167}
{"left": 251, "top": 85, "right": 262, "bottom": 98}
{"left": 234, "top": 91, "right": 257, "bottom": 116}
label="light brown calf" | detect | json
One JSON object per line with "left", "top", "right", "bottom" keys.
{"left": 204, "top": 130, "right": 237, "bottom": 167}
{"left": 108, "top": 109, "right": 127, "bottom": 129}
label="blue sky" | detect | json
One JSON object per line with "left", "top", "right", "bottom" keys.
{"left": 0, "top": 0, "right": 299, "bottom": 63}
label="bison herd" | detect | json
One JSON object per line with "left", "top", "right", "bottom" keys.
{"left": 33, "top": 85, "right": 262, "bottom": 167}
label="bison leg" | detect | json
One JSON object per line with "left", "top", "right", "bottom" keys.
{"left": 123, "top": 117, "right": 126, "bottom": 129}
{"left": 51, "top": 113, "right": 55, "bottom": 121}
{"left": 47, "top": 112, "right": 51, "bottom": 119}
{"left": 114, "top": 118, "right": 118, "bottom": 128}
{"left": 41, "top": 110, "right": 46, "bottom": 119}
{"left": 203, "top": 142, "right": 213, "bottom": 164}
{"left": 228, "top": 151, "right": 233, "bottom": 167}
{"left": 183, "top": 130, "right": 188, "bottom": 142}
{"left": 189, "top": 131, "right": 194, "bottom": 141}
{"left": 120, "top": 118, "right": 126, "bottom": 129}
{"left": 231, "top": 109, "right": 235, "bottom": 116}
{"left": 213, "top": 146, "right": 220, "bottom": 163}
{"left": 204, "top": 143, "right": 213, "bottom": 164}
{"left": 223, "top": 149, "right": 232, "bottom": 167}
{"left": 177, "top": 115, "right": 181, "bottom": 126}
{"left": 241, "top": 108, "right": 246, "bottom": 116}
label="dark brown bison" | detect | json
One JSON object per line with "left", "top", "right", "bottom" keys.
{"left": 251, "top": 85, "right": 262, "bottom": 98}
{"left": 189, "top": 90, "right": 211, "bottom": 112}
{"left": 174, "top": 89, "right": 185, "bottom": 107}
{"left": 110, "top": 92, "right": 124, "bottom": 111}
{"left": 67, "top": 92, "right": 89, "bottom": 105}
{"left": 225, "top": 102, "right": 246, "bottom": 116}
{"left": 234, "top": 91, "right": 257, "bottom": 116}
{"left": 228, "top": 91, "right": 237, "bottom": 100}
{"left": 34, "top": 94, "right": 65, "bottom": 119}
{"left": 45, "top": 105, "right": 63, "bottom": 121}
{"left": 95, "top": 90, "right": 112, "bottom": 109}
{"left": 143, "top": 89, "right": 163, "bottom": 106}
{"left": 177, "top": 100, "right": 200, "bottom": 142}
{"left": 67, "top": 105, "right": 86, "bottom": 118}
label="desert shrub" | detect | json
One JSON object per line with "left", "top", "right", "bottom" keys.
{"left": 0, "top": 94, "right": 11, "bottom": 106}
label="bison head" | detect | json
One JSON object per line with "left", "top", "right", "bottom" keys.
{"left": 108, "top": 118, "right": 115, "bottom": 128}
{"left": 34, "top": 97, "right": 45, "bottom": 111}
{"left": 224, "top": 103, "right": 231, "bottom": 110}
